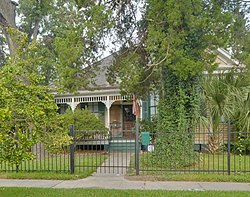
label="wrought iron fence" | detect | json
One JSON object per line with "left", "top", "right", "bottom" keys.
{"left": 0, "top": 141, "right": 71, "bottom": 173}
{"left": 139, "top": 123, "right": 250, "bottom": 175}
{"left": 1, "top": 122, "right": 250, "bottom": 176}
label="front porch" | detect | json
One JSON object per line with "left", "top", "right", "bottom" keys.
{"left": 55, "top": 94, "right": 138, "bottom": 136}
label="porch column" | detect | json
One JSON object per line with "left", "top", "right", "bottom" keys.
{"left": 107, "top": 106, "right": 110, "bottom": 130}
{"left": 69, "top": 97, "right": 79, "bottom": 111}
{"left": 139, "top": 100, "right": 142, "bottom": 119}
{"left": 103, "top": 99, "right": 113, "bottom": 130}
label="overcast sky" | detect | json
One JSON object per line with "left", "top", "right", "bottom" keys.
{"left": 12, "top": 0, "right": 250, "bottom": 58}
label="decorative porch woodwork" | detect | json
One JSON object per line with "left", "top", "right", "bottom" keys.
{"left": 54, "top": 94, "right": 136, "bottom": 132}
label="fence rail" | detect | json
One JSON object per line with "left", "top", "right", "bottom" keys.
{"left": 0, "top": 122, "right": 250, "bottom": 176}
{"left": 0, "top": 142, "right": 71, "bottom": 173}
{"left": 139, "top": 125, "right": 250, "bottom": 175}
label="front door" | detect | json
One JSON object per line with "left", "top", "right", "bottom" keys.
{"left": 110, "top": 105, "right": 122, "bottom": 137}
{"left": 122, "top": 105, "right": 136, "bottom": 131}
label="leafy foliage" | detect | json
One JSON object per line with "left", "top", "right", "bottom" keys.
{"left": 47, "top": 1, "right": 113, "bottom": 92}
{"left": 0, "top": 30, "right": 71, "bottom": 163}
{"left": 202, "top": 69, "right": 250, "bottom": 153}
{"left": 1, "top": 0, "right": 113, "bottom": 92}
{"left": 39, "top": 114, "right": 72, "bottom": 154}
{"left": 148, "top": 133, "right": 198, "bottom": 168}
{"left": 109, "top": 0, "right": 250, "bottom": 167}
{"left": 202, "top": 70, "right": 250, "bottom": 130}
{"left": 60, "top": 108, "right": 107, "bottom": 139}
{"left": 0, "top": 0, "right": 117, "bottom": 163}
{"left": 0, "top": 128, "right": 36, "bottom": 166}
{"left": 140, "top": 116, "right": 158, "bottom": 133}
{"left": 145, "top": 0, "right": 235, "bottom": 167}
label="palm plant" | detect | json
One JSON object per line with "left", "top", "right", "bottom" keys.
{"left": 201, "top": 69, "right": 250, "bottom": 152}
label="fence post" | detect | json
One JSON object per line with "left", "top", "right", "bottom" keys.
{"left": 15, "top": 128, "right": 19, "bottom": 173}
{"left": 227, "top": 120, "right": 231, "bottom": 175}
{"left": 69, "top": 125, "right": 75, "bottom": 174}
{"left": 135, "top": 119, "right": 140, "bottom": 175}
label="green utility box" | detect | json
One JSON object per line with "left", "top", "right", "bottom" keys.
{"left": 141, "top": 132, "right": 150, "bottom": 151}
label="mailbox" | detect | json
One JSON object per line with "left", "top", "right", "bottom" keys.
{"left": 141, "top": 132, "right": 150, "bottom": 151}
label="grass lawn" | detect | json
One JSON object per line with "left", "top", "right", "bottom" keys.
{"left": 0, "top": 188, "right": 249, "bottom": 197}
{"left": 126, "top": 173, "right": 250, "bottom": 183}
{"left": 1, "top": 152, "right": 250, "bottom": 182}
{"left": 127, "top": 152, "right": 250, "bottom": 182}
{"left": 139, "top": 152, "right": 250, "bottom": 172}
{"left": 0, "top": 153, "right": 107, "bottom": 180}
{"left": 0, "top": 172, "right": 86, "bottom": 180}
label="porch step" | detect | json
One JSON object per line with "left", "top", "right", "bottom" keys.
{"left": 109, "top": 140, "right": 136, "bottom": 153}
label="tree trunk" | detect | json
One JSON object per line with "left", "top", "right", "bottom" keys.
{"left": 0, "top": 0, "right": 17, "bottom": 27}
{"left": 0, "top": 0, "right": 18, "bottom": 56}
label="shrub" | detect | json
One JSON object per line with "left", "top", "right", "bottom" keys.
{"left": 60, "top": 108, "right": 108, "bottom": 140}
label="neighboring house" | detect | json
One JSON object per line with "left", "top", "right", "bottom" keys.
{"left": 54, "top": 48, "right": 242, "bottom": 134}
{"left": 206, "top": 48, "right": 243, "bottom": 73}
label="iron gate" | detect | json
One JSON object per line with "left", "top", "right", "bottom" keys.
{"left": 68, "top": 122, "right": 250, "bottom": 176}
{"left": 69, "top": 125, "right": 140, "bottom": 175}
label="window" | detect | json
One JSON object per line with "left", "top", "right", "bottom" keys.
{"left": 57, "top": 104, "right": 69, "bottom": 114}
{"left": 149, "top": 94, "right": 159, "bottom": 118}
{"left": 88, "top": 102, "right": 105, "bottom": 123}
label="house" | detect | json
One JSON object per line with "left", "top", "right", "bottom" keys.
{"left": 54, "top": 48, "right": 243, "bottom": 136}
{"left": 54, "top": 54, "right": 138, "bottom": 138}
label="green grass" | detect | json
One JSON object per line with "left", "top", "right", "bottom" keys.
{"left": 1, "top": 151, "right": 250, "bottom": 182}
{"left": 138, "top": 152, "right": 250, "bottom": 173}
{"left": 126, "top": 173, "right": 250, "bottom": 182}
{"left": 0, "top": 172, "right": 86, "bottom": 180}
{"left": 127, "top": 152, "right": 250, "bottom": 182}
{"left": 0, "top": 188, "right": 249, "bottom": 197}
{"left": 0, "top": 153, "right": 107, "bottom": 180}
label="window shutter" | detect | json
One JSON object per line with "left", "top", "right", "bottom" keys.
{"left": 141, "top": 100, "right": 149, "bottom": 120}
{"left": 98, "top": 102, "right": 105, "bottom": 112}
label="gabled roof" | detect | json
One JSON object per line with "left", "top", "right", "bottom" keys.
{"left": 56, "top": 48, "right": 244, "bottom": 98}
{"left": 92, "top": 48, "right": 245, "bottom": 88}
{"left": 91, "top": 53, "right": 118, "bottom": 89}
{"left": 204, "top": 48, "right": 245, "bottom": 74}
{"left": 215, "top": 48, "right": 242, "bottom": 69}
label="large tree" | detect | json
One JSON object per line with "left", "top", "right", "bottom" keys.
{"left": 0, "top": 0, "right": 17, "bottom": 56}
{"left": 0, "top": 0, "right": 113, "bottom": 165}
{"left": 109, "top": 0, "right": 250, "bottom": 167}
{"left": 0, "top": 32, "right": 71, "bottom": 166}
{"left": 0, "top": 0, "right": 113, "bottom": 91}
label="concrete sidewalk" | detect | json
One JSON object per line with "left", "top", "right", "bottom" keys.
{"left": 0, "top": 174, "right": 249, "bottom": 191}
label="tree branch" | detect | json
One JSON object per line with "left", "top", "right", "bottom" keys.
{"left": 138, "top": 44, "right": 170, "bottom": 84}
{"left": 145, "top": 44, "right": 170, "bottom": 71}
{"left": 32, "top": 19, "right": 40, "bottom": 41}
